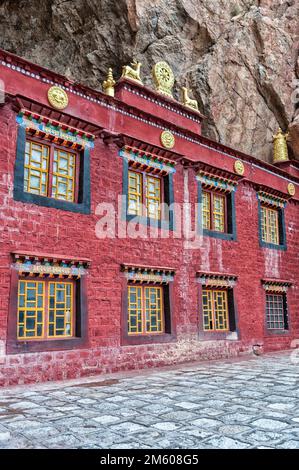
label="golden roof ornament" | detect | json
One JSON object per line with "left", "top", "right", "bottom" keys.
{"left": 234, "top": 160, "right": 245, "bottom": 176}
{"left": 153, "top": 62, "right": 175, "bottom": 98}
{"left": 48, "top": 86, "right": 69, "bottom": 110}
{"left": 288, "top": 183, "right": 296, "bottom": 197}
{"left": 103, "top": 68, "right": 116, "bottom": 97}
{"left": 181, "top": 87, "right": 199, "bottom": 111}
{"left": 121, "top": 60, "right": 143, "bottom": 85}
{"left": 161, "top": 130, "right": 175, "bottom": 149}
{"left": 273, "top": 128, "right": 289, "bottom": 163}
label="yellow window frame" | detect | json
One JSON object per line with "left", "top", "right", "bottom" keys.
{"left": 202, "top": 289, "right": 229, "bottom": 332}
{"left": 146, "top": 175, "right": 161, "bottom": 220}
{"left": 261, "top": 205, "right": 279, "bottom": 245}
{"left": 202, "top": 190, "right": 226, "bottom": 233}
{"left": 17, "top": 280, "right": 45, "bottom": 340}
{"left": 128, "top": 170, "right": 143, "bottom": 216}
{"left": 24, "top": 140, "right": 50, "bottom": 196}
{"left": 51, "top": 148, "right": 77, "bottom": 202}
{"left": 17, "top": 279, "right": 75, "bottom": 341}
{"left": 128, "top": 285, "right": 164, "bottom": 335}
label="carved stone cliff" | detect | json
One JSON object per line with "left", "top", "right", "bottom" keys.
{"left": 0, "top": 0, "right": 298, "bottom": 162}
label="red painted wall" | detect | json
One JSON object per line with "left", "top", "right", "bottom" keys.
{"left": 0, "top": 51, "right": 298, "bottom": 386}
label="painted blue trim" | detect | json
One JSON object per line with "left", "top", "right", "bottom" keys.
{"left": 257, "top": 197, "right": 287, "bottom": 251}
{"left": 13, "top": 127, "right": 91, "bottom": 214}
{"left": 197, "top": 182, "right": 237, "bottom": 241}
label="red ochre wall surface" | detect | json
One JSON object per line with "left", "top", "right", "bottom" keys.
{"left": 0, "top": 50, "right": 298, "bottom": 386}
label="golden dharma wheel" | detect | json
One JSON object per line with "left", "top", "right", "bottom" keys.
{"left": 153, "top": 62, "right": 175, "bottom": 98}
{"left": 48, "top": 86, "right": 69, "bottom": 110}
{"left": 234, "top": 160, "right": 245, "bottom": 176}
{"left": 288, "top": 183, "right": 296, "bottom": 196}
{"left": 161, "top": 130, "right": 175, "bottom": 149}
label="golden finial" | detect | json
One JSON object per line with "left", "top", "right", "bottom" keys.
{"left": 181, "top": 87, "right": 199, "bottom": 111}
{"left": 121, "top": 60, "right": 143, "bottom": 85}
{"left": 103, "top": 68, "right": 116, "bottom": 97}
{"left": 273, "top": 127, "right": 289, "bottom": 163}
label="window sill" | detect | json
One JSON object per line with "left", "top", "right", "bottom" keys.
{"left": 265, "top": 329, "right": 290, "bottom": 337}
{"left": 6, "top": 337, "right": 88, "bottom": 355}
{"left": 14, "top": 189, "right": 90, "bottom": 214}
{"left": 122, "top": 333, "right": 176, "bottom": 346}
{"left": 203, "top": 229, "right": 236, "bottom": 241}
{"left": 260, "top": 241, "right": 287, "bottom": 251}
{"left": 198, "top": 331, "right": 239, "bottom": 341}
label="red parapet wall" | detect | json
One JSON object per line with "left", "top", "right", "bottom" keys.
{"left": 0, "top": 50, "right": 298, "bottom": 386}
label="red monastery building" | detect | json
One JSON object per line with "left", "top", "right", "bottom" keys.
{"left": 0, "top": 51, "right": 298, "bottom": 386}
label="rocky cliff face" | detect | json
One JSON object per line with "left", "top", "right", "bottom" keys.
{"left": 0, "top": 0, "right": 298, "bottom": 162}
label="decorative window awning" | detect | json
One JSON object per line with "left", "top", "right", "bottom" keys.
{"left": 196, "top": 171, "right": 238, "bottom": 193}
{"left": 12, "top": 252, "right": 91, "bottom": 279}
{"left": 121, "top": 264, "right": 175, "bottom": 284}
{"left": 119, "top": 145, "right": 177, "bottom": 175}
{"left": 197, "top": 272, "right": 238, "bottom": 288}
{"left": 17, "top": 109, "right": 95, "bottom": 150}
{"left": 262, "top": 279, "right": 292, "bottom": 293}
{"left": 257, "top": 191, "right": 287, "bottom": 208}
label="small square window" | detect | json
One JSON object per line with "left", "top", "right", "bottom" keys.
{"left": 266, "top": 293, "right": 288, "bottom": 331}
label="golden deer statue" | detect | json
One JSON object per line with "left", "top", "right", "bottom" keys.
{"left": 121, "top": 60, "right": 143, "bottom": 84}
{"left": 181, "top": 87, "right": 199, "bottom": 111}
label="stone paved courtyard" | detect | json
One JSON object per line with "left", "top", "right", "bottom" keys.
{"left": 0, "top": 351, "right": 299, "bottom": 449}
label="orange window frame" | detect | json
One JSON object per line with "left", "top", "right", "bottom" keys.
{"left": 128, "top": 284, "right": 164, "bottom": 336}
{"left": 24, "top": 136, "right": 80, "bottom": 203}
{"left": 17, "top": 278, "right": 76, "bottom": 341}
{"left": 202, "top": 288, "right": 229, "bottom": 332}
{"left": 128, "top": 169, "right": 162, "bottom": 220}
{"left": 202, "top": 189, "right": 226, "bottom": 233}
{"left": 261, "top": 205, "right": 279, "bottom": 245}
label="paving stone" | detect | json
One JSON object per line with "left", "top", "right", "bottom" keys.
{"left": 0, "top": 432, "right": 11, "bottom": 442}
{"left": 251, "top": 418, "right": 289, "bottom": 431}
{"left": 152, "top": 422, "right": 181, "bottom": 431}
{"left": 204, "top": 435, "right": 250, "bottom": 449}
{"left": 175, "top": 401, "right": 202, "bottom": 410}
{"left": 267, "top": 403, "right": 295, "bottom": 411}
{"left": 191, "top": 417, "right": 222, "bottom": 429}
{"left": 278, "top": 440, "right": 299, "bottom": 449}
{"left": 92, "top": 415, "right": 121, "bottom": 425}
{"left": 8, "top": 401, "right": 41, "bottom": 410}
{"left": 160, "top": 410, "right": 199, "bottom": 421}
{"left": 110, "top": 421, "right": 148, "bottom": 435}
{"left": 218, "top": 424, "right": 252, "bottom": 435}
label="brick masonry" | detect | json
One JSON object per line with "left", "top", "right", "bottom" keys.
{"left": 0, "top": 50, "right": 298, "bottom": 386}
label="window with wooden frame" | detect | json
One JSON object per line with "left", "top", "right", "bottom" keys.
{"left": 202, "top": 289, "right": 229, "bottom": 332}
{"left": 128, "top": 169, "right": 162, "bottom": 220}
{"left": 261, "top": 205, "right": 279, "bottom": 245}
{"left": 266, "top": 293, "right": 288, "bottom": 331}
{"left": 24, "top": 138, "right": 79, "bottom": 203}
{"left": 202, "top": 190, "right": 226, "bottom": 233}
{"left": 17, "top": 279, "right": 75, "bottom": 340}
{"left": 128, "top": 285, "right": 164, "bottom": 335}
